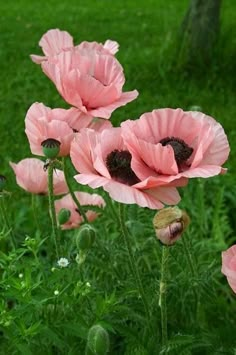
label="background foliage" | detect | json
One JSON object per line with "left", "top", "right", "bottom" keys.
{"left": 0, "top": 0, "right": 236, "bottom": 354}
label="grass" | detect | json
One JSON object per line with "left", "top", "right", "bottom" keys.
{"left": 0, "top": 1, "right": 236, "bottom": 353}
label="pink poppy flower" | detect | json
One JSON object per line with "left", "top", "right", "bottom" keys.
{"left": 10, "top": 158, "right": 68, "bottom": 195}
{"left": 70, "top": 127, "right": 183, "bottom": 209}
{"left": 222, "top": 245, "right": 236, "bottom": 293}
{"left": 31, "top": 28, "right": 119, "bottom": 64}
{"left": 55, "top": 191, "right": 105, "bottom": 229}
{"left": 121, "top": 108, "right": 230, "bottom": 185}
{"left": 25, "top": 103, "right": 76, "bottom": 156}
{"left": 41, "top": 49, "right": 138, "bottom": 119}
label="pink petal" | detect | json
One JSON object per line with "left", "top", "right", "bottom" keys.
{"left": 10, "top": 159, "right": 47, "bottom": 194}
{"left": 39, "top": 29, "right": 73, "bottom": 57}
{"left": 63, "top": 70, "right": 119, "bottom": 110}
{"left": 103, "top": 40, "right": 119, "bottom": 55}
{"left": 70, "top": 129, "right": 97, "bottom": 174}
{"left": 103, "top": 181, "right": 164, "bottom": 209}
{"left": 190, "top": 111, "right": 230, "bottom": 167}
{"left": 74, "top": 173, "right": 109, "bottom": 189}
{"left": 30, "top": 54, "right": 47, "bottom": 64}
{"left": 89, "top": 90, "right": 139, "bottom": 119}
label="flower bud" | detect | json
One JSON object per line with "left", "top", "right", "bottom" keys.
{"left": 76, "top": 224, "right": 96, "bottom": 251}
{"left": 153, "top": 206, "right": 190, "bottom": 246}
{"left": 0, "top": 175, "right": 6, "bottom": 191}
{"left": 58, "top": 208, "right": 71, "bottom": 225}
{"left": 41, "top": 138, "right": 61, "bottom": 159}
{"left": 87, "top": 324, "right": 109, "bottom": 355}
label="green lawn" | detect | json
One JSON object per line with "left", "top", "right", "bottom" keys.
{"left": 1, "top": 2, "right": 236, "bottom": 353}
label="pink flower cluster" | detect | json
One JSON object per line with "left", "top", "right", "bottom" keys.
{"left": 10, "top": 28, "right": 230, "bottom": 220}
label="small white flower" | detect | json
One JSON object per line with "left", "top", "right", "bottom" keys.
{"left": 54, "top": 290, "right": 59, "bottom": 296}
{"left": 18, "top": 273, "right": 23, "bottom": 279}
{"left": 86, "top": 282, "right": 91, "bottom": 288}
{"left": 57, "top": 257, "right": 69, "bottom": 268}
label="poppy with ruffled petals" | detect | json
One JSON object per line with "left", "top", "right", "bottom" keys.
{"left": 10, "top": 158, "right": 68, "bottom": 195}
{"left": 121, "top": 108, "right": 229, "bottom": 185}
{"left": 70, "top": 128, "right": 183, "bottom": 209}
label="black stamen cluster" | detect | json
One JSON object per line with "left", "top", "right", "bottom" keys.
{"left": 106, "top": 149, "right": 140, "bottom": 186}
{"left": 160, "top": 136, "right": 193, "bottom": 166}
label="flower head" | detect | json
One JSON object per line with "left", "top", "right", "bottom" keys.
{"left": 153, "top": 206, "right": 190, "bottom": 245}
{"left": 121, "top": 108, "right": 230, "bottom": 184}
{"left": 222, "top": 245, "right": 236, "bottom": 293}
{"left": 10, "top": 158, "right": 68, "bottom": 195}
{"left": 57, "top": 257, "right": 69, "bottom": 268}
{"left": 55, "top": 191, "right": 105, "bottom": 229}
{"left": 40, "top": 48, "right": 138, "bottom": 119}
{"left": 30, "top": 28, "right": 119, "bottom": 64}
{"left": 70, "top": 127, "right": 183, "bottom": 209}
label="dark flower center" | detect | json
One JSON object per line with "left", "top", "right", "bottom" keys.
{"left": 106, "top": 149, "right": 140, "bottom": 186}
{"left": 160, "top": 136, "right": 193, "bottom": 166}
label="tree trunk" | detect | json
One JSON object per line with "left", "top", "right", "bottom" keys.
{"left": 181, "top": 0, "right": 222, "bottom": 66}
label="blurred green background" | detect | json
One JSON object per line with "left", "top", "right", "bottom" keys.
{"left": 0, "top": 0, "right": 235, "bottom": 185}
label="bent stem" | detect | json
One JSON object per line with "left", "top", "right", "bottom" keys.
{"left": 118, "top": 203, "right": 151, "bottom": 325}
{"left": 62, "top": 157, "right": 88, "bottom": 224}
{"left": 0, "top": 194, "right": 16, "bottom": 249}
{"left": 159, "top": 245, "right": 169, "bottom": 350}
{"left": 48, "top": 162, "right": 59, "bottom": 258}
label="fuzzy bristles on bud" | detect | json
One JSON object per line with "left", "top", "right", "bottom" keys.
{"left": 58, "top": 208, "right": 71, "bottom": 225}
{"left": 87, "top": 324, "right": 109, "bottom": 355}
{"left": 153, "top": 206, "right": 190, "bottom": 246}
{"left": 76, "top": 224, "right": 96, "bottom": 251}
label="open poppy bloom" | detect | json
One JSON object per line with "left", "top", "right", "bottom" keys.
{"left": 121, "top": 108, "right": 230, "bottom": 185}
{"left": 55, "top": 191, "right": 105, "bottom": 229}
{"left": 222, "top": 245, "right": 236, "bottom": 294}
{"left": 25, "top": 103, "right": 76, "bottom": 157}
{"left": 41, "top": 48, "right": 138, "bottom": 119}
{"left": 30, "top": 28, "right": 119, "bottom": 64}
{"left": 10, "top": 158, "right": 68, "bottom": 195}
{"left": 70, "top": 127, "right": 184, "bottom": 209}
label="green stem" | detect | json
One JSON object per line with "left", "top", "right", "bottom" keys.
{"left": 62, "top": 157, "right": 88, "bottom": 224}
{"left": 0, "top": 195, "right": 16, "bottom": 249}
{"left": 159, "top": 246, "right": 169, "bottom": 350}
{"left": 118, "top": 203, "right": 151, "bottom": 323}
{"left": 48, "top": 162, "right": 59, "bottom": 258}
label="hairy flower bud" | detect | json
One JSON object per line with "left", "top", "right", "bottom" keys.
{"left": 87, "top": 324, "right": 109, "bottom": 355}
{"left": 76, "top": 224, "right": 96, "bottom": 251}
{"left": 58, "top": 208, "right": 71, "bottom": 225}
{"left": 41, "top": 138, "right": 61, "bottom": 159}
{"left": 153, "top": 206, "right": 190, "bottom": 245}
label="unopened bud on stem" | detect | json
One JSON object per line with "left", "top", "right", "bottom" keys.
{"left": 153, "top": 206, "right": 190, "bottom": 246}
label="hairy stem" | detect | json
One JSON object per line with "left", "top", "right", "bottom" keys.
{"left": 48, "top": 162, "right": 59, "bottom": 258}
{"left": 118, "top": 203, "right": 151, "bottom": 323}
{"left": 159, "top": 245, "right": 169, "bottom": 350}
{"left": 62, "top": 157, "right": 88, "bottom": 224}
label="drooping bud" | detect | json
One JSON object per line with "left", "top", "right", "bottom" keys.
{"left": 58, "top": 208, "right": 71, "bottom": 225}
{"left": 75, "top": 224, "right": 96, "bottom": 251}
{"left": 153, "top": 206, "right": 190, "bottom": 246}
{"left": 87, "top": 324, "right": 110, "bottom": 355}
{"left": 0, "top": 175, "right": 6, "bottom": 191}
{"left": 41, "top": 138, "right": 61, "bottom": 159}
